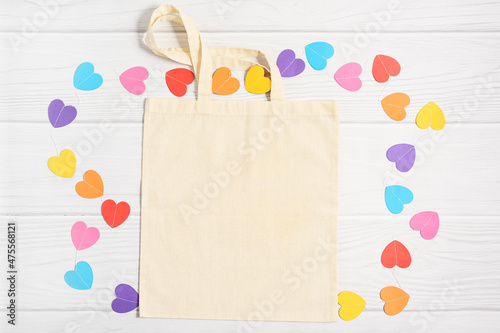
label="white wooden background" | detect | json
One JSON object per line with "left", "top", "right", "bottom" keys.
{"left": 1, "top": 0, "right": 500, "bottom": 332}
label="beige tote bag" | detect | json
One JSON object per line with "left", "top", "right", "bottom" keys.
{"left": 139, "top": 4, "right": 339, "bottom": 322}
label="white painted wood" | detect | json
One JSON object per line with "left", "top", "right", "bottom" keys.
{"left": 1, "top": 216, "right": 498, "bottom": 312}
{"left": 1, "top": 0, "right": 499, "bottom": 32}
{"left": 1, "top": 32, "right": 500, "bottom": 123}
{"left": 1, "top": 123, "right": 499, "bottom": 216}
{"left": 4, "top": 310, "right": 498, "bottom": 333}
{"left": 1, "top": 0, "right": 499, "bottom": 331}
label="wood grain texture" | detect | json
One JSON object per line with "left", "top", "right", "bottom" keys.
{"left": 1, "top": 32, "right": 500, "bottom": 123}
{"left": 1, "top": 216, "right": 498, "bottom": 312}
{"left": 5, "top": 310, "right": 498, "bottom": 333}
{"left": 1, "top": 0, "right": 500, "bottom": 32}
{"left": 1, "top": 123, "right": 498, "bottom": 216}
{"left": 1, "top": 0, "right": 499, "bottom": 331}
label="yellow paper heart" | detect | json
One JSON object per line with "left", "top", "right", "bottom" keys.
{"left": 416, "top": 102, "right": 445, "bottom": 130}
{"left": 245, "top": 65, "right": 271, "bottom": 94}
{"left": 338, "top": 291, "right": 366, "bottom": 321}
{"left": 48, "top": 149, "right": 76, "bottom": 178}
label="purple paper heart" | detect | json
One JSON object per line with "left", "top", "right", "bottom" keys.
{"left": 386, "top": 143, "right": 416, "bottom": 172}
{"left": 111, "top": 284, "right": 139, "bottom": 313}
{"left": 276, "top": 49, "right": 305, "bottom": 77}
{"left": 48, "top": 99, "right": 77, "bottom": 128}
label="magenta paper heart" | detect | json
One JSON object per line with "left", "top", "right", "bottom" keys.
{"left": 112, "top": 284, "right": 139, "bottom": 313}
{"left": 410, "top": 211, "right": 439, "bottom": 240}
{"left": 386, "top": 143, "right": 416, "bottom": 172}
{"left": 276, "top": 49, "right": 305, "bottom": 77}
{"left": 119, "top": 66, "right": 149, "bottom": 95}
{"left": 48, "top": 99, "right": 77, "bottom": 128}
{"left": 71, "top": 221, "right": 100, "bottom": 250}
{"left": 334, "top": 62, "right": 362, "bottom": 91}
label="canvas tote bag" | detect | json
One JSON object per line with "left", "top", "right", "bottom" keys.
{"left": 139, "top": 4, "right": 339, "bottom": 322}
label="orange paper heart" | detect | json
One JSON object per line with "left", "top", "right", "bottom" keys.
{"left": 381, "top": 93, "right": 410, "bottom": 121}
{"left": 380, "top": 286, "right": 409, "bottom": 316}
{"left": 75, "top": 170, "right": 104, "bottom": 199}
{"left": 212, "top": 67, "right": 239, "bottom": 95}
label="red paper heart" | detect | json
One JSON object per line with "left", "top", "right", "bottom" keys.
{"left": 165, "top": 68, "right": 195, "bottom": 97}
{"left": 101, "top": 199, "right": 131, "bottom": 228}
{"left": 372, "top": 55, "right": 401, "bottom": 83}
{"left": 381, "top": 240, "right": 411, "bottom": 269}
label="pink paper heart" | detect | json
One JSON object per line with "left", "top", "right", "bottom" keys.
{"left": 119, "top": 66, "right": 149, "bottom": 95}
{"left": 334, "top": 62, "right": 362, "bottom": 91}
{"left": 410, "top": 211, "right": 439, "bottom": 240}
{"left": 71, "top": 221, "right": 100, "bottom": 250}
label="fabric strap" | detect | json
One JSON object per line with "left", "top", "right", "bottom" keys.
{"left": 145, "top": 4, "right": 285, "bottom": 101}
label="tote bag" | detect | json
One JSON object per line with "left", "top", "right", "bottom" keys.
{"left": 139, "top": 4, "right": 339, "bottom": 322}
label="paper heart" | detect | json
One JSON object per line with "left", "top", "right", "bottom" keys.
{"left": 212, "top": 67, "right": 240, "bottom": 95}
{"left": 64, "top": 261, "right": 93, "bottom": 290}
{"left": 386, "top": 144, "right": 415, "bottom": 173}
{"left": 165, "top": 68, "right": 194, "bottom": 97}
{"left": 334, "top": 62, "right": 362, "bottom": 91}
{"left": 48, "top": 99, "right": 77, "bottom": 128}
{"left": 112, "top": 284, "right": 139, "bottom": 313}
{"left": 381, "top": 240, "right": 411, "bottom": 269}
{"left": 380, "top": 286, "right": 409, "bottom": 316}
{"left": 385, "top": 185, "right": 413, "bottom": 214}
{"left": 245, "top": 65, "right": 271, "bottom": 94}
{"left": 372, "top": 55, "right": 401, "bottom": 83}
{"left": 74, "top": 62, "right": 103, "bottom": 91}
{"left": 101, "top": 199, "right": 130, "bottom": 228}
{"left": 276, "top": 49, "right": 305, "bottom": 77}
{"left": 305, "top": 42, "right": 334, "bottom": 70}
{"left": 48, "top": 149, "right": 76, "bottom": 178}
{"left": 416, "top": 102, "right": 445, "bottom": 130}
{"left": 75, "top": 170, "right": 103, "bottom": 199}
{"left": 338, "top": 291, "right": 366, "bottom": 321}
{"left": 410, "top": 211, "right": 439, "bottom": 240}
{"left": 71, "top": 221, "right": 100, "bottom": 250}
{"left": 120, "top": 66, "right": 149, "bottom": 95}
{"left": 381, "top": 93, "right": 410, "bottom": 121}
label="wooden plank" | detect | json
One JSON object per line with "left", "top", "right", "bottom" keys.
{"left": 0, "top": 122, "right": 498, "bottom": 216}
{"left": 4, "top": 310, "right": 499, "bottom": 332}
{"left": 1, "top": 32, "right": 499, "bottom": 123}
{"left": 2, "top": 216, "right": 499, "bottom": 313}
{"left": 1, "top": 0, "right": 498, "bottom": 331}
{"left": 1, "top": 0, "right": 499, "bottom": 33}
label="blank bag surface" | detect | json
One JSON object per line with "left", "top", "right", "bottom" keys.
{"left": 139, "top": 4, "right": 339, "bottom": 322}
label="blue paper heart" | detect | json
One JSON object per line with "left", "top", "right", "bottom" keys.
{"left": 305, "top": 42, "right": 334, "bottom": 70}
{"left": 64, "top": 261, "right": 93, "bottom": 290}
{"left": 74, "top": 62, "right": 103, "bottom": 91}
{"left": 385, "top": 185, "right": 413, "bottom": 214}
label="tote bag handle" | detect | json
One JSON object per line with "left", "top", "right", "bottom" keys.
{"left": 146, "top": 14, "right": 267, "bottom": 71}
{"left": 145, "top": 4, "right": 285, "bottom": 101}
